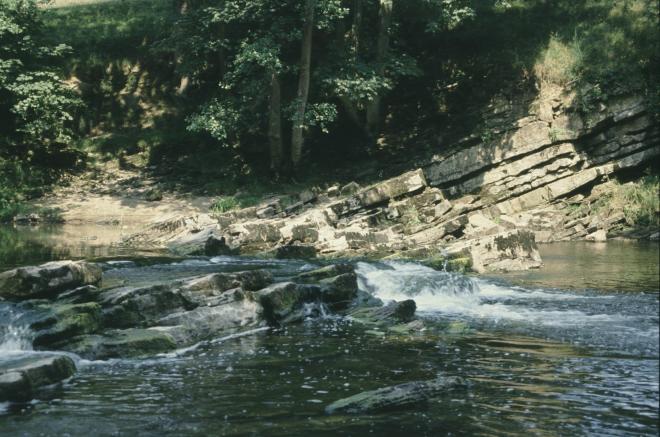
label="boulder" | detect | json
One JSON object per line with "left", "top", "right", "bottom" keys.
{"left": 0, "top": 354, "right": 76, "bottom": 401}
{"left": 325, "top": 376, "right": 465, "bottom": 414}
{"left": 319, "top": 273, "right": 358, "bottom": 310}
{"left": 204, "top": 235, "right": 234, "bottom": 256}
{"left": 178, "top": 270, "right": 273, "bottom": 304}
{"left": 29, "top": 302, "right": 102, "bottom": 348}
{"left": 59, "top": 329, "right": 177, "bottom": 360}
{"left": 585, "top": 229, "right": 607, "bottom": 242}
{"left": 255, "top": 282, "right": 321, "bottom": 324}
{"left": 99, "top": 284, "right": 193, "bottom": 329}
{"left": 156, "top": 296, "right": 263, "bottom": 344}
{"left": 295, "top": 264, "right": 354, "bottom": 282}
{"left": 0, "top": 261, "right": 102, "bottom": 300}
{"left": 56, "top": 285, "right": 100, "bottom": 304}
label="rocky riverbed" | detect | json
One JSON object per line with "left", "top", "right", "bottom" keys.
{"left": 0, "top": 242, "right": 657, "bottom": 435}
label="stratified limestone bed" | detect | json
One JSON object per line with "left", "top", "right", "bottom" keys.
{"left": 123, "top": 93, "right": 657, "bottom": 272}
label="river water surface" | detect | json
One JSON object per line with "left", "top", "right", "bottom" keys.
{"left": 0, "top": 225, "right": 658, "bottom": 436}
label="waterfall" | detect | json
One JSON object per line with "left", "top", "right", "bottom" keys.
{"left": 356, "top": 261, "right": 481, "bottom": 313}
{"left": 0, "top": 306, "right": 33, "bottom": 353}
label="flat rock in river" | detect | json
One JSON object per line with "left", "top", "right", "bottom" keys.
{"left": 325, "top": 376, "right": 465, "bottom": 414}
{"left": 0, "top": 353, "right": 76, "bottom": 401}
{"left": 0, "top": 261, "right": 102, "bottom": 300}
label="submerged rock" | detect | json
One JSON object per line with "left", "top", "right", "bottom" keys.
{"left": 325, "top": 376, "right": 465, "bottom": 414}
{"left": 59, "top": 329, "right": 177, "bottom": 360}
{"left": 0, "top": 354, "right": 76, "bottom": 401}
{"left": 0, "top": 261, "right": 102, "bottom": 300}
{"left": 348, "top": 300, "right": 417, "bottom": 325}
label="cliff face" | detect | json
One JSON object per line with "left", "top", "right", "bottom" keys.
{"left": 126, "top": 86, "right": 658, "bottom": 272}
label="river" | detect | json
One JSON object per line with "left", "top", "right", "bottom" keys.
{"left": 0, "top": 225, "right": 658, "bottom": 436}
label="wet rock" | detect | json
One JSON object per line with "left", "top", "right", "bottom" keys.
{"left": 29, "top": 302, "right": 102, "bottom": 348}
{"left": 100, "top": 284, "right": 193, "bottom": 329}
{"left": 275, "top": 244, "right": 317, "bottom": 259}
{"left": 255, "top": 282, "right": 321, "bottom": 324}
{"left": 204, "top": 235, "right": 233, "bottom": 256}
{"left": 348, "top": 300, "right": 416, "bottom": 324}
{"left": 179, "top": 270, "right": 273, "bottom": 303}
{"left": 157, "top": 296, "right": 263, "bottom": 344}
{"left": 0, "top": 354, "right": 76, "bottom": 401}
{"left": 319, "top": 273, "right": 358, "bottom": 310}
{"left": 0, "top": 261, "right": 102, "bottom": 300}
{"left": 59, "top": 329, "right": 177, "bottom": 360}
{"left": 56, "top": 285, "right": 100, "bottom": 304}
{"left": 295, "top": 264, "right": 354, "bottom": 282}
{"left": 325, "top": 376, "right": 465, "bottom": 414}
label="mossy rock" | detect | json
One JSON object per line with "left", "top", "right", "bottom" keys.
{"left": 30, "top": 302, "right": 102, "bottom": 348}
{"left": 58, "top": 328, "right": 177, "bottom": 360}
{"left": 295, "top": 264, "right": 354, "bottom": 282}
{"left": 0, "top": 354, "right": 76, "bottom": 401}
{"left": 421, "top": 256, "right": 472, "bottom": 273}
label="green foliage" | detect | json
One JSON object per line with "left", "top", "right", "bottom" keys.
{"left": 0, "top": 0, "right": 82, "bottom": 216}
{"left": 210, "top": 193, "right": 262, "bottom": 213}
{"left": 533, "top": 35, "right": 582, "bottom": 86}
{"left": 620, "top": 176, "right": 659, "bottom": 227}
{"left": 1, "top": 0, "right": 81, "bottom": 162}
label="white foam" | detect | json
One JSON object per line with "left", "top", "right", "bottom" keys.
{"left": 355, "top": 261, "right": 623, "bottom": 326}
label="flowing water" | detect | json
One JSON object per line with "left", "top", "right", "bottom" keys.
{"left": 0, "top": 225, "right": 658, "bottom": 436}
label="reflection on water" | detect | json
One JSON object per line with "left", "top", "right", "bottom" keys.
{"left": 0, "top": 224, "right": 154, "bottom": 270}
{"left": 487, "top": 241, "right": 659, "bottom": 292}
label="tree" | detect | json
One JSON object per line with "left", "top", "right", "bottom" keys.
{"left": 0, "top": 0, "right": 80, "bottom": 181}
{"left": 290, "top": 0, "right": 316, "bottom": 170}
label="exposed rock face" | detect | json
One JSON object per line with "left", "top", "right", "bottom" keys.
{"left": 0, "top": 354, "right": 76, "bottom": 401}
{"left": 325, "top": 376, "right": 465, "bottom": 414}
{"left": 0, "top": 261, "right": 102, "bottom": 300}
{"left": 125, "top": 91, "right": 658, "bottom": 271}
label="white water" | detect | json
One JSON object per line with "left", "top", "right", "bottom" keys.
{"left": 0, "top": 308, "right": 33, "bottom": 353}
{"left": 355, "top": 261, "right": 638, "bottom": 328}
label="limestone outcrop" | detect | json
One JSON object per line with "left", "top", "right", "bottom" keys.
{"left": 124, "top": 90, "right": 658, "bottom": 271}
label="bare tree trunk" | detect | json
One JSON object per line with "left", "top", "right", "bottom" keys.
{"left": 351, "top": 0, "right": 362, "bottom": 59}
{"left": 290, "top": 0, "right": 316, "bottom": 169}
{"left": 365, "top": 0, "right": 392, "bottom": 137}
{"left": 268, "top": 72, "right": 283, "bottom": 178}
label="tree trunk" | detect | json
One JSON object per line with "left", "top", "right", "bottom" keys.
{"left": 351, "top": 0, "right": 362, "bottom": 59}
{"left": 290, "top": 0, "right": 316, "bottom": 170}
{"left": 268, "top": 72, "right": 283, "bottom": 178}
{"left": 365, "top": 0, "right": 392, "bottom": 137}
